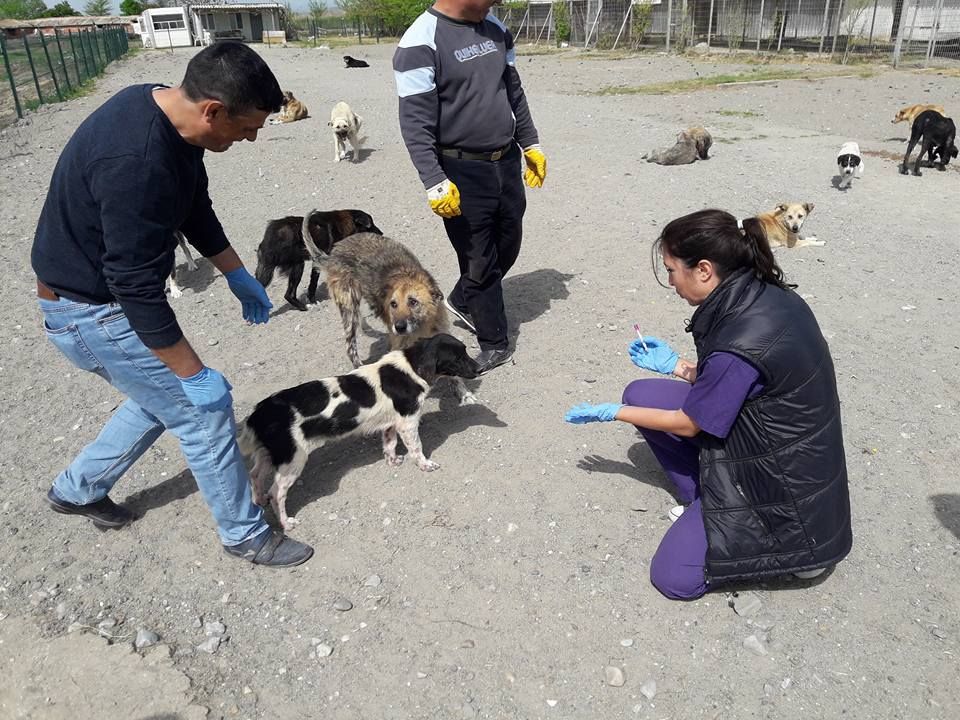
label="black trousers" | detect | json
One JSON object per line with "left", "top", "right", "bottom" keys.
{"left": 441, "top": 144, "right": 526, "bottom": 351}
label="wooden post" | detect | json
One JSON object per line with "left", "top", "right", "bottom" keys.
{"left": 707, "top": 0, "right": 715, "bottom": 47}
{"left": 757, "top": 0, "right": 764, "bottom": 52}
{"left": 666, "top": 0, "right": 673, "bottom": 51}
{"left": 818, "top": 0, "right": 831, "bottom": 54}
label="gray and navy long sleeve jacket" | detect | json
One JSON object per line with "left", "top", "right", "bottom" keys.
{"left": 393, "top": 9, "right": 539, "bottom": 188}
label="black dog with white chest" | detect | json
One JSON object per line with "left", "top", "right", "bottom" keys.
{"left": 343, "top": 55, "right": 369, "bottom": 68}
{"left": 238, "top": 334, "right": 480, "bottom": 530}
{"left": 901, "top": 110, "right": 958, "bottom": 176}
{"left": 254, "top": 209, "right": 381, "bottom": 311}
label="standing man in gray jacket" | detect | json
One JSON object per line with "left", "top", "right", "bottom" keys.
{"left": 393, "top": 0, "right": 546, "bottom": 374}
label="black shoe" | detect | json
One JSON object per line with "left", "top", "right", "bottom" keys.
{"left": 443, "top": 296, "right": 477, "bottom": 335}
{"left": 223, "top": 529, "right": 314, "bottom": 568}
{"left": 475, "top": 347, "right": 514, "bottom": 374}
{"left": 46, "top": 487, "right": 135, "bottom": 529}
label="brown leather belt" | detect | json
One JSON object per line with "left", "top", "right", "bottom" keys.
{"left": 37, "top": 279, "right": 59, "bottom": 301}
{"left": 440, "top": 143, "right": 513, "bottom": 162}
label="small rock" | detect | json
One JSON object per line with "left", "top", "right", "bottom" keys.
{"left": 207, "top": 339, "right": 219, "bottom": 346}
{"left": 333, "top": 598, "right": 353, "bottom": 612}
{"left": 242, "top": 686, "right": 253, "bottom": 695}
{"left": 220, "top": 593, "right": 231, "bottom": 604}
{"left": 192, "top": 616, "right": 203, "bottom": 628}
{"left": 55, "top": 602, "right": 68, "bottom": 619}
{"left": 620, "top": 638, "right": 634, "bottom": 647}
{"left": 546, "top": 699, "right": 558, "bottom": 707}
{"left": 730, "top": 591, "right": 763, "bottom": 617}
{"left": 604, "top": 666, "right": 626, "bottom": 687}
{"left": 630, "top": 505, "right": 648, "bottom": 512}
{"left": 743, "top": 634, "right": 768, "bottom": 656}
{"left": 460, "top": 639, "right": 476, "bottom": 649}
{"left": 781, "top": 677, "right": 793, "bottom": 690}
{"left": 316, "top": 643, "right": 333, "bottom": 657}
{"left": 67, "top": 621, "right": 84, "bottom": 633}
{"left": 363, "top": 574, "right": 382, "bottom": 588}
{"left": 764, "top": 683, "right": 774, "bottom": 696}
{"left": 416, "top": 671, "right": 428, "bottom": 679}
{"left": 461, "top": 701, "right": 477, "bottom": 718}
{"left": 135, "top": 628, "right": 160, "bottom": 649}
{"left": 932, "top": 628, "right": 947, "bottom": 640}
{"left": 197, "top": 636, "right": 221, "bottom": 654}
{"left": 639, "top": 679, "right": 657, "bottom": 700}
{"left": 204, "top": 621, "right": 226, "bottom": 636}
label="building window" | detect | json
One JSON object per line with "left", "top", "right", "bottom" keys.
{"left": 200, "top": 14, "right": 214, "bottom": 31}
{"left": 152, "top": 13, "right": 185, "bottom": 30}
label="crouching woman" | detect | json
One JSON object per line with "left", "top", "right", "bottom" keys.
{"left": 565, "top": 209, "right": 852, "bottom": 600}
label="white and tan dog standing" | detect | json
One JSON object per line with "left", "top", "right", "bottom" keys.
{"left": 329, "top": 101, "right": 363, "bottom": 162}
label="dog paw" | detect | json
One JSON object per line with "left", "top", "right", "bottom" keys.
{"left": 899, "top": 166, "right": 909, "bottom": 175}
{"left": 168, "top": 286, "right": 183, "bottom": 299}
{"left": 385, "top": 453, "right": 405, "bottom": 467}
{"left": 417, "top": 458, "right": 440, "bottom": 472}
{"left": 186, "top": 260, "right": 198, "bottom": 271}
{"left": 459, "top": 392, "right": 479, "bottom": 406}
{"left": 281, "top": 516, "right": 300, "bottom": 530}
{"left": 810, "top": 241, "right": 826, "bottom": 247}
{"left": 913, "top": 170, "right": 922, "bottom": 176}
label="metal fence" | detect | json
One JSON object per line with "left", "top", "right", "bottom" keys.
{"left": 499, "top": 0, "right": 960, "bottom": 65}
{"left": 0, "top": 27, "right": 130, "bottom": 127}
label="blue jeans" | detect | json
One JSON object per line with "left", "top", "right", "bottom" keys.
{"left": 39, "top": 297, "right": 268, "bottom": 546}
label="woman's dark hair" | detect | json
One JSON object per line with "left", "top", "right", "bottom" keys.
{"left": 181, "top": 42, "right": 284, "bottom": 115}
{"left": 651, "top": 209, "right": 789, "bottom": 290}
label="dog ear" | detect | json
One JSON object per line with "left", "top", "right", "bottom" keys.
{"left": 803, "top": 202, "right": 815, "bottom": 213}
{"left": 328, "top": 120, "right": 333, "bottom": 127}
{"left": 776, "top": 204, "right": 788, "bottom": 213}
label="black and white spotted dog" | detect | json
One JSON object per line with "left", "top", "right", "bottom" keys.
{"left": 836, "top": 141, "right": 864, "bottom": 190}
{"left": 238, "top": 334, "right": 480, "bottom": 530}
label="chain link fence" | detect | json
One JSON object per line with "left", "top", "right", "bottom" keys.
{"left": 499, "top": 0, "right": 960, "bottom": 65}
{"left": 1, "top": 27, "right": 130, "bottom": 128}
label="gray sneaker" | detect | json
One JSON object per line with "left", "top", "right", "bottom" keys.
{"left": 475, "top": 347, "right": 514, "bottom": 374}
{"left": 443, "top": 296, "right": 477, "bottom": 335}
{"left": 224, "top": 529, "right": 314, "bottom": 568}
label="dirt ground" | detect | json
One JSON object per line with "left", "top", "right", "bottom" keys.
{"left": 1, "top": 41, "right": 959, "bottom": 720}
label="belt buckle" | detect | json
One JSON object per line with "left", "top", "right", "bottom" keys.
{"left": 490, "top": 149, "right": 503, "bottom": 161}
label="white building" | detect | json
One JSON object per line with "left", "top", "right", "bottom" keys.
{"left": 139, "top": 3, "right": 286, "bottom": 49}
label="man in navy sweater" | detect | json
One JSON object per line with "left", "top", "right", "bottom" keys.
{"left": 31, "top": 43, "right": 313, "bottom": 567}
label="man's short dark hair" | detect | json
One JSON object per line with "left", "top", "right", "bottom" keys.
{"left": 181, "top": 42, "right": 284, "bottom": 115}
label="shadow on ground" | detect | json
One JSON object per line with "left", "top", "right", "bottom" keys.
{"left": 931, "top": 493, "right": 960, "bottom": 540}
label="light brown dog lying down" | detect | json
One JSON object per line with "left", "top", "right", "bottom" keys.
{"left": 754, "top": 202, "right": 822, "bottom": 249}
{"left": 644, "top": 127, "right": 712, "bottom": 165}
{"left": 270, "top": 91, "right": 308, "bottom": 124}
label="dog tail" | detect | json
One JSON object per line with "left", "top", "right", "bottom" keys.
{"left": 254, "top": 249, "right": 274, "bottom": 288}
{"left": 237, "top": 419, "right": 260, "bottom": 456}
{"left": 301, "top": 210, "right": 331, "bottom": 265}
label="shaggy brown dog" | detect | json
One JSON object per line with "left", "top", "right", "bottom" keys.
{"left": 755, "top": 202, "right": 822, "bottom": 249}
{"left": 644, "top": 127, "right": 712, "bottom": 165}
{"left": 270, "top": 91, "right": 309, "bottom": 124}
{"left": 891, "top": 103, "right": 945, "bottom": 126}
{"left": 306, "top": 232, "right": 476, "bottom": 403}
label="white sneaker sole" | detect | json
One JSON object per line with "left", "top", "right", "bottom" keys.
{"left": 443, "top": 297, "right": 477, "bottom": 335}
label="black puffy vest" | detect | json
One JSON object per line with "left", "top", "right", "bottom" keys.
{"left": 687, "top": 269, "right": 852, "bottom": 584}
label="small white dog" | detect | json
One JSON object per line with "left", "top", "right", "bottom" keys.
{"left": 836, "top": 141, "right": 864, "bottom": 189}
{"left": 167, "top": 232, "right": 197, "bottom": 298}
{"left": 329, "top": 101, "right": 363, "bottom": 163}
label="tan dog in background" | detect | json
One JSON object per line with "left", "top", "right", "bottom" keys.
{"left": 329, "top": 101, "right": 364, "bottom": 162}
{"left": 892, "top": 104, "right": 945, "bottom": 125}
{"left": 755, "top": 203, "right": 822, "bottom": 248}
{"left": 270, "top": 91, "right": 308, "bottom": 124}
{"left": 305, "top": 232, "right": 476, "bottom": 403}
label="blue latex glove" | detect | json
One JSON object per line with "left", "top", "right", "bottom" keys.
{"left": 564, "top": 402, "right": 623, "bottom": 424}
{"left": 179, "top": 366, "right": 233, "bottom": 412}
{"left": 629, "top": 336, "right": 679, "bottom": 375}
{"left": 225, "top": 267, "right": 272, "bottom": 325}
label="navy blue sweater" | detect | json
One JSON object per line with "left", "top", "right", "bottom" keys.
{"left": 32, "top": 84, "right": 230, "bottom": 349}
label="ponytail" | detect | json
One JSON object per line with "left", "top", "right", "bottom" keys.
{"left": 739, "top": 216, "right": 789, "bottom": 289}
{"left": 652, "top": 209, "right": 790, "bottom": 290}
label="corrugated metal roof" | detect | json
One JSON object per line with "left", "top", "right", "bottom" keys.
{"left": 0, "top": 16, "right": 135, "bottom": 30}
{"left": 188, "top": 2, "right": 285, "bottom": 9}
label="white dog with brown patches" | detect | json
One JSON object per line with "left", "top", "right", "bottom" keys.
{"left": 329, "top": 101, "right": 363, "bottom": 163}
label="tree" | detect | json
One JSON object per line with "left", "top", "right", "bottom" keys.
{"left": 84, "top": 0, "right": 111, "bottom": 15}
{"left": 119, "top": 0, "right": 143, "bottom": 15}
{"left": 0, "top": 0, "right": 47, "bottom": 19}
{"left": 307, "top": 0, "right": 325, "bottom": 22}
{"left": 44, "top": 0, "right": 81, "bottom": 15}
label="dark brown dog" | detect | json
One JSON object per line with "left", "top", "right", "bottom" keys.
{"left": 254, "top": 210, "right": 381, "bottom": 311}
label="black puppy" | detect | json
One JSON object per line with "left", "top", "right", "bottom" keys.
{"left": 901, "top": 110, "right": 958, "bottom": 176}
{"left": 254, "top": 209, "right": 381, "bottom": 311}
{"left": 343, "top": 55, "right": 370, "bottom": 68}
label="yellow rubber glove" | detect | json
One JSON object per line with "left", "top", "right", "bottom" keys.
{"left": 426, "top": 178, "right": 461, "bottom": 218}
{"left": 522, "top": 144, "right": 547, "bottom": 188}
